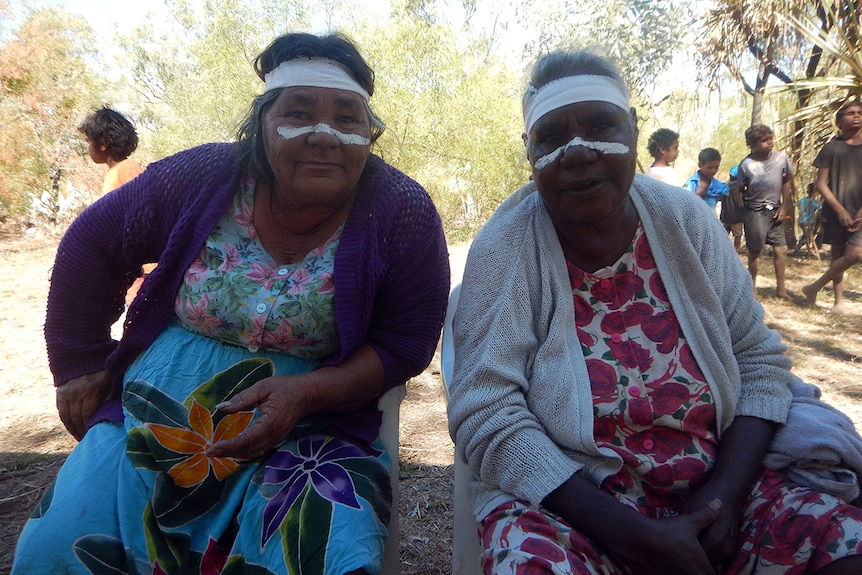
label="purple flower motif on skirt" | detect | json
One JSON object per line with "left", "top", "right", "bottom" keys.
{"left": 260, "top": 435, "right": 367, "bottom": 544}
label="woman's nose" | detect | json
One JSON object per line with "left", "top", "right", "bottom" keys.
{"left": 559, "top": 140, "right": 597, "bottom": 165}
{"left": 306, "top": 123, "right": 340, "bottom": 147}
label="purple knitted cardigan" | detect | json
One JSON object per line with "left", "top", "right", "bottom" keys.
{"left": 45, "top": 142, "right": 450, "bottom": 441}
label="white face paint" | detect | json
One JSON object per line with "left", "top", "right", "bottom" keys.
{"left": 276, "top": 123, "right": 371, "bottom": 146}
{"left": 533, "top": 137, "right": 630, "bottom": 171}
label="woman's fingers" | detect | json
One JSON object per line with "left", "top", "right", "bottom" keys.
{"left": 56, "top": 389, "right": 84, "bottom": 440}
{"left": 56, "top": 371, "right": 112, "bottom": 441}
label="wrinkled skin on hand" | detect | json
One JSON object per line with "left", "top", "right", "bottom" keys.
{"left": 56, "top": 370, "right": 113, "bottom": 440}
{"left": 207, "top": 374, "right": 319, "bottom": 459}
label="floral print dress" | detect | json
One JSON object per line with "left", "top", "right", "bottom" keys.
{"left": 481, "top": 225, "right": 862, "bottom": 575}
{"left": 13, "top": 181, "right": 391, "bottom": 575}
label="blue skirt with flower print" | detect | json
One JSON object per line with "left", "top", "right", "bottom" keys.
{"left": 13, "top": 323, "right": 391, "bottom": 575}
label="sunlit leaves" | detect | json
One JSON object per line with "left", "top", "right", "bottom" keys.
{"left": 0, "top": 8, "right": 105, "bottom": 220}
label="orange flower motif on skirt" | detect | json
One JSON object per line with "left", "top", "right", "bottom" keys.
{"left": 148, "top": 399, "right": 254, "bottom": 487}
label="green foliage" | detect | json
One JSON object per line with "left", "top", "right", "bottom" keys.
{"left": 698, "top": 0, "right": 862, "bottom": 198}
{"left": 0, "top": 0, "right": 748, "bottom": 240}
{"left": 777, "top": 2, "right": 862, "bottom": 174}
{"left": 351, "top": 7, "right": 526, "bottom": 240}
{"left": 0, "top": 8, "right": 104, "bottom": 225}
{"left": 116, "top": 0, "right": 317, "bottom": 159}
{"left": 516, "top": 0, "right": 693, "bottom": 100}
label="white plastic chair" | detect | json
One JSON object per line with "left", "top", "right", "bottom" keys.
{"left": 378, "top": 384, "right": 407, "bottom": 575}
{"left": 440, "top": 284, "right": 484, "bottom": 575}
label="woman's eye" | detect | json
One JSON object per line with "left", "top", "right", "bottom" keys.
{"left": 588, "top": 122, "right": 613, "bottom": 136}
{"left": 537, "top": 132, "right": 564, "bottom": 145}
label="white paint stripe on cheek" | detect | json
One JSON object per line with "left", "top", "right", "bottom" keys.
{"left": 276, "top": 123, "right": 370, "bottom": 146}
{"left": 533, "top": 137, "right": 630, "bottom": 171}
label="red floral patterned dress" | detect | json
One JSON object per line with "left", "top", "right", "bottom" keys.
{"left": 481, "top": 225, "right": 862, "bottom": 575}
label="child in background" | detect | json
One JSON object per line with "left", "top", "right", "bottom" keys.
{"left": 79, "top": 107, "right": 150, "bottom": 304}
{"left": 738, "top": 124, "right": 794, "bottom": 299}
{"left": 645, "top": 128, "right": 681, "bottom": 186}
{"left": 721, "top": 164, "right": 745, "bottom": 251}
{"left": 803, "top": 99, "right": 862, "bottom": 313}
{"left": 684, "top": 147, "right": 729, "bottom": 214}
{"left": 78, "top": 106, "right": 142, "bottom": 194}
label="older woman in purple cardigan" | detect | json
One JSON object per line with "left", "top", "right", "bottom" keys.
{"left": 13, "top": 32, "right": 449, "bottom": 575}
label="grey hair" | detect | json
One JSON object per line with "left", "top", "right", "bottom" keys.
{"left": 522, "top": 50, "right": 625, "bottom": 110}
{"left": 521, "top": 49, "right": 636, "bottom": 135}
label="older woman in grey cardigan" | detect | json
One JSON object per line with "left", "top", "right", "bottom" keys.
{"left": 447, "top": 48, "right": 862, "bottom": 575}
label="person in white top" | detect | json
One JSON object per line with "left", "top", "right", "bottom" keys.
{"left": 645, "top": 127, "right": 681, "bottom": 186}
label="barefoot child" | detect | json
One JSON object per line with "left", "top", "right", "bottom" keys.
{"left": 803, "top": 100, "right": 862, "bottom": 312}
{"left": 738, "top": 124, "right": 794, "bottom": 299}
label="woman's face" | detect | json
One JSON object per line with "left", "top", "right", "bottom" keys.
{"left": 526, "top": 100, "right": 637, "bottom": 227}
{"left": 262, "top": 86, "right": 372, "bottom": 208}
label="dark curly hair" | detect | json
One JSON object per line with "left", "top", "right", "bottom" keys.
{"left": 646, "top": 128, "right": 678, "bottom": 160}
{"left": 836, "top": 99, "right": 862, "bottom": 123}
{"left": 744, "top": 124, "right": 773, "bottom": 148}
{"left": 236, "top": 32, "right": 384, "bottom": 185}
{"left": 78, "top": 107, "right": 138, "bottom": 160}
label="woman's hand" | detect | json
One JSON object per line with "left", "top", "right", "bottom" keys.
{"left": 208, "top": 345, "right": 384, "bottom": 459}
{"left": 682, "top": 483, "right": 743, "bottom": 563}
{"left": 681, "top": 416, "right": 777, "bottom": 564}
{"left": 545, "top": 473, "right": 719, "bottom": 575}
{"left": 207, "top": 374, "right": 315, "bottom": 459}
{"left": 56, "top": 370, "right": 113, "bottom": 440}
{"left": 611, "top": 501, "right": 722, "bottom": 575}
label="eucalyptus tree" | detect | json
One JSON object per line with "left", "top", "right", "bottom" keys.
{"left": 0, "top": 8, "right": 105, "bottom": 224}
{"left": 116, "top": 0, "right": 315, "bottom": 159}
{"left": 698, "top": 1, "right": 862, "bottom": 180}
{"left": 352, "top": 3, "right": 526, "bottom": 240}
{"left": 513, "top": 0, "right": 694, "bottom": 107}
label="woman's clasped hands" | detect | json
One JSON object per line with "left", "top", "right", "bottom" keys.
{"left": 612, "top": 499, "right": 723, "bottom": 575}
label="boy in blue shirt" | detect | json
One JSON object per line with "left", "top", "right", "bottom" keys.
{"left": 684, "top": 147, "right": 729, "bottom": 212}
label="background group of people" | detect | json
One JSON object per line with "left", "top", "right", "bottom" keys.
{"left": 13, "top": 30, "right": 862, "bottom": 575}
{"left": 645, "top": 106, "right": 862, "bottom": 313}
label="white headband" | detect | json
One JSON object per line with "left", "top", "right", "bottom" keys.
{"left": 264, "top": 58, "right": 370, "bottom": 102}
{"left": 523, "top": 75, "right": 630, "bottom": 134}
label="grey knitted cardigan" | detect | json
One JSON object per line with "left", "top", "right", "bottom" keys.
{"left": 448, "top": 174, "right": 796, "bottom": 520}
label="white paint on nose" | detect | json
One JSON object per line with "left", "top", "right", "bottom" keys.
{"left": 534, "top": 137, "right": 629, "bottom": 170}
{"left": 276, "top": 123, "right": 370, "bottom": 146}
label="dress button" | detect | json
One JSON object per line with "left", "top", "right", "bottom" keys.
{"left": 610, "top": 334, "right": 622, "bottom": 343}
{"left": 629, "top": 386, "right": 641, "bottom": 397}
{"left": 277, "top": 268, "right": 288, "bottom": 276}
{"left": 255, "top": 303, "right": 267, "bottom": 313}
{"left": 248, "top": 345, "right": 259, "bottom": 353}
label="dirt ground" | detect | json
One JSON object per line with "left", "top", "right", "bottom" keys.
{"left": 1, "top": 232, "right": 862, "bottom": 575}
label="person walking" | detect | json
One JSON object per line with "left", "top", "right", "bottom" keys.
{"left": 803, "top": 100, "right": 862, "bottom": 313}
